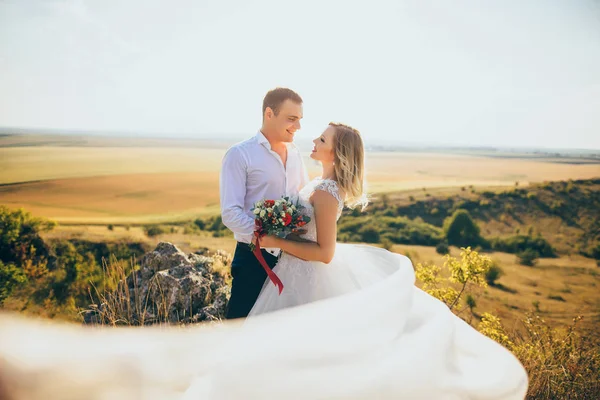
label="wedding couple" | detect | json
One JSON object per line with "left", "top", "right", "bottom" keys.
{"left": 210, "top": 87, "right": 529, "bottom": 399}
{"left": 220, "top": 87, "right": 368, "bottom": 319}
{"left": 0, "top": 87, "right": 528, "bottom": 400}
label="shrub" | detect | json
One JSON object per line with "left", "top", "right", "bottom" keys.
{"left": 592, "top": 244, "right": 600, "bottom": 260}
{"left": 360, "top": 225, "right": 380, "bottom": 243}
{"left": 380, "top": 238, "right": 394, "bottom": 251}
{"left": 485, "top": 261, "right": 504, "bottom": 285}
{"left": 490, "top": 235, "right": 555, "bottom": 257}
{"left": 416, "top": 247, "right": 600, "bottom": 399}
{"left": 443, "top": 210, "right": 485, "bottom": 248}
{"left": 144, "top": 225, "right": 167, "bottom": 237}
{"left": 465, "top": 294, "right": 477, "bottom": 312}
{"left": 517, "top": 249, "right": 538, "bottom": 266}
{"left": 415, "top": 247, "right": 491, "bottom": 311}
{"left": 512, "top": 315, "right": 600, "bottom": 399}
{"left": 193, "top": 218, "right": 206, "bottom": 230}
{"left": 0, "top": 260, "right": 27, "bottom": 304}
{"left": 435, "top": 242, "right": 450, "bottom": 255}
{"left": 0, "top": 206, "right": 55, "bottom": 268}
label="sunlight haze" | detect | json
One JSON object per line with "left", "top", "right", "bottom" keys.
{"left": 1, "top": 0, "right": 599, "bottom": 149}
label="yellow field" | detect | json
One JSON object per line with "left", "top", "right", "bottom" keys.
{"left": 2, "top": 145, "right": 599, "bottom": 223}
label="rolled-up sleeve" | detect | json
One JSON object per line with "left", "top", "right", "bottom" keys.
{"left": 220, "top": 147, "right": 255, "bottom": 243}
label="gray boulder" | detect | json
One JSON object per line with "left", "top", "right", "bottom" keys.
{"left": 84, "top": 242, "right": 230, "bottom": 325}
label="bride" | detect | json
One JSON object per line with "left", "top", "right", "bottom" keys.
{"left": 184, "top": 123, "right": 528, "bottom": 399}
{"left": 248, "top": 122, "right": 393, "bottom": 315}
{"left": 0, "top": 123, "right": 528, "bottom": 400}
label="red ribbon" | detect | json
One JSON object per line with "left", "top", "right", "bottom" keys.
{"left": 252, "top": 231, "right": 284, "bottom": 295}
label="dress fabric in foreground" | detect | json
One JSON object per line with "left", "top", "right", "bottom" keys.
{"left": 183, "top": 178, "right": 529, "bottom": 399}
{"left": 0, "top": 179, "right": 528, "bottom": 400}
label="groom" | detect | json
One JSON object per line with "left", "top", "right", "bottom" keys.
{"left": 220, "top": 87, "right": 309, "bottom": 319}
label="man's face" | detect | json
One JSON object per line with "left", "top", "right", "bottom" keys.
{"left": 265, "top": 99, "right": 303, "bottom": 143}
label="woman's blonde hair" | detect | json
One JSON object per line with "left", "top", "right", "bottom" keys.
{"left": 329, "top": 122, "right": 368, "bottom": 210}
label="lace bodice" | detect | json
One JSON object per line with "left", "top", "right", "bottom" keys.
{"left": 296, "top": 178, "right": 344, "bottom": 243}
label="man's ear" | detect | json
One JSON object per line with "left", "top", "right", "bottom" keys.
{"left": 264, "top": 107, "right": 274, "bottom": 120}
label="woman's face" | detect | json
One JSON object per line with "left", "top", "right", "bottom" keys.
{"left": 310, "top": 126, "right": 336, "bottom": 163}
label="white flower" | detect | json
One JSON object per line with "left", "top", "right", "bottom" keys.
{"left": 267, "top": 207, "right": 273, "bottom": 213}
{"left": 291, "top": 205, "right": 296, "bottom": 211}
{"left": 279, "top": 218, "right": 283, "bottom": 223}
{"left": 280, "top": 211, "right": 286, "bottom": 217}
{"left": 253, "top": 208, "right": 260, "bottom": 214}
{"left": 260, "top": 210, "right": 266, "bottom": 218}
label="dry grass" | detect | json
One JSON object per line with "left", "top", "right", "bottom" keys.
{"left": 43, "top": 221, "right": 600, "bottom": 342}
{"left": 0, "top": 146, "right": 226, "bottom": 184}
{"left": 0, "top": 172, "right": 221, "bottom": 223}
{"left": 2, "top": 146, "right": 599, "bottom": 224}
{"left": 386, "top": 244, "right": 600, "bottom": 342}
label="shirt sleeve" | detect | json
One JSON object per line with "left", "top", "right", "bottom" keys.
{"left": 219, "top": 146, "right": 255, "bottom": 243}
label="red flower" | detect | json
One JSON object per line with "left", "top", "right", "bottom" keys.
{"left": 283, "top": 214, "right": 292, "bottom": 226}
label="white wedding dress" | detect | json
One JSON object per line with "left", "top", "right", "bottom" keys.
{"left": 0, "top": 178, "right": 528, "bottom": 400}
{"left": 183, "top": 178, "right": 529, "bottom": 399}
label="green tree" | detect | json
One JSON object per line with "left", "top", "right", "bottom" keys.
{"left": 359, "top": 225, "right": 380, "bottom": 243}
{"left": 0, "top": 206, "right": 55, "bottom": 268}
{"left": 443, "top": 210, "right": 484, "bottom": 248}
{"left": 0, "top": 260, "right": 27, "bottom": 304}
{"left": 50, "top": 241, "right": 100, "bottom": 304}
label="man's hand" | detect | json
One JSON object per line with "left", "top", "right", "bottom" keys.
{"left": 258, "top": 234, "right": 278, "bottom": 248}
{"left": 286, "top": 230, "right": 308, "bottom": 242}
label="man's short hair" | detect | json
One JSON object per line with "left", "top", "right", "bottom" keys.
{"left": 262, "top": 87, "right": 303, "bottom": 116}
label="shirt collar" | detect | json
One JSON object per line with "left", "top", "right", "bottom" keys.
{"left": 255, "top": 130, "right": 295, "bottom": 151}
{"left": 255, "top": 131, "right": 270, "bottom": 149}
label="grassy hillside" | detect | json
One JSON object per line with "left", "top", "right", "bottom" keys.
{"left": 346, "top": 178, "right": 600, "bottom": 257}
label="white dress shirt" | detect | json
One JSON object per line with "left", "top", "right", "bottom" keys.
{"left": 220, "top": 131, "right": 309, "bottom": 257}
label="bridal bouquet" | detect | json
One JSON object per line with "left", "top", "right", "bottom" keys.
{"left": 249, "top": 197, "right": 311, "bottom": 294}
{"left": 249, "top": 197, "right": 310, "bottom": 250}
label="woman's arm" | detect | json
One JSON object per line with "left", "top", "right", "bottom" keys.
{"left": 258, "top": 190, "right": 338, "bottom": 264}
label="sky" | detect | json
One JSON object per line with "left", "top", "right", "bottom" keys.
{"left": 1, "top": 0, "right": 599, "bottom": 149}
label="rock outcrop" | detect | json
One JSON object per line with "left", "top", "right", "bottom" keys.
{"left": 83, "top": 242, "right": 231, "bottom": 325}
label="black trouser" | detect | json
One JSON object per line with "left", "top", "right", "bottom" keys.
{"left": 225, "top": 242, "right": 279, "bottom": 319}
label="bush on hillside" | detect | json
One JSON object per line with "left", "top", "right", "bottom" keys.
{"left": 435, "top": 241, "right": 450, "bottom": 255}
{"left": 490, "top": 235, "right": 556, "bottom": 258}
{"left": 517, "top": 249, "right": 538, "bottom": 266}
{"left": 144, "top": 225, "right": 168, "bottom": 237}
{"left": 485, "top": 261, "right": 504, "bottom": 285}
{"left": 0, "top": 261, "right": 27, "bottom": 304}
{"left": 0, "top": 206, "right": 55, "bottom": 268}
{"left": 443, "top": 210, "right": 486, "bottom": 248}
